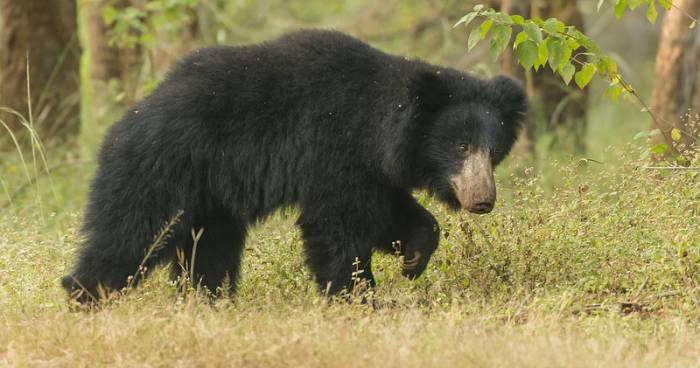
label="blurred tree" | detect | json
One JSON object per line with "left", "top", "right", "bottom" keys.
{"left": 152, "top": 5, "right": 201, "bottom": 76}
{"left": 84, "top": 0, "right": 144, "bottom": 130}
{"left": 0, "top": 0, "right": 80, "bottom": 142}
{"left": 82, "top": 0, "right": 201, "bottom": 139}
{"left": 650, "top": 0, "right": 700, "bottom": 158}
{"left": 493, "top": 0, "right": 588, "bottom": 153}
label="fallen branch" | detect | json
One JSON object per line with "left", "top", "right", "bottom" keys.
{"left": 643, "top": 166, "right": 700, "bottom": 170}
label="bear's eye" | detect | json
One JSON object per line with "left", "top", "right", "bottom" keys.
{"left": 457, "top": 143, "right": 469, "bottom": 153}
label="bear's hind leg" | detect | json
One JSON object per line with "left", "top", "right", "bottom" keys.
{"left": 170, "top": 212, "right": 247, "bottom": 296}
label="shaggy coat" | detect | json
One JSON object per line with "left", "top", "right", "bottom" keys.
{"left": 62, "top": 30, "right": 527, "bottom": 302}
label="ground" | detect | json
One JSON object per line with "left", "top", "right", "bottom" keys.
{"left": 1, "top": 141, "right": 699, "bottom": 366}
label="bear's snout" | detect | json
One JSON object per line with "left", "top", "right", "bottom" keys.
{"left": 450, "top": 150, "right": 496, "bottom": 214}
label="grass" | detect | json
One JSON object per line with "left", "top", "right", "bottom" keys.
{"left": 4, "top": 303, "right": 700, "bottom": 367}
{"left": 3, "top": 3, "right": 696, "bottom": 364}
{"left": 1, "top": 135, "right": 699, "bottom": 366}
{"left": 0, "top": 29, "right": 696, "bottom": 364}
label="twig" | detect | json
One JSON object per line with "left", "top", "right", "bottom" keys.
{"left": 127, "top": 210, "right": 185, "bottom": 289}
{"left": 576, "top": 288, "right": 697, "bottom": 314}
{"left": 643, "top": 166, "right": 700, "bottom": 170}
{"left": 458, "top": 216, "right": 479, "bottom": 259}
{"left": 631, "top": 276, "right": 649, "bottom": 302}
{"left": 468, "top": 215, "right": 494, "bottom": 248}
{"left": 190, "top": 228, "right": 204, "bottom": 287}
{"left": 646, "top": 290, "right": 683, "bottom": 300}
{"left": 670, "top": 2, "right": 699, "bottom": 24}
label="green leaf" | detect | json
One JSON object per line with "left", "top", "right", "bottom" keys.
{"left": 543, "top": 18, "right": 565, "bottom": 34}
{"left": 139, "top": 33, "right": 156, "bottom": 47}
{"left": 511, "top": 14, "right": 525, "bottom": 25}
{"left": 561, "top": 46, "right": 573, "bottom": 68}
{"left": 514, "top": 31, "right": 528, "bottom": 48}
{"left": 546, "top": 37, "right": 567, "bottom": 70}
{"left": 473, "top": 4, "right": 484, "bottom": 11}
{"left": 481, "top": 19, "right": 494, "bottom": 39}
{"left": 691, "top": 20, "right": 697, "bottom": 29}
{"left": 523, "top": 21, "right": 542, "bottom": 43}
{"left": 633, "top": 129, "right": 661, "bottom": 140}
{"left": 597, "top": 0, "right": 606, "bottom": 11}
{"left": 560, "top": 63, "right": 576, "bottom": 85}
{"left": 494, "top": 12, "right": 513, "bottom": 23}
{"left": 610, "top": 85, "right": 624, "bottom": 101}
{"left": 646, "top": 0, "right": 658, "bottom": 24}
{"left": 536, "top": 38, "right": 549, "bottom": 70}
{"left": 671, "top": 128, "right": 682, "bottom": 141}
{"left": 454, "top": 12, "right": 478, "bottom": 28}
{"left": 650, "top": 143, "right": 668, "bottom": 155}
{"left": 608, "top": 84, "right": 623, "bottom": 101}
{"left": 675, "top": 155, "right": 688, "bottom": 165}
{"left": 566, "top": 37, "right": 581, "bottom": 51}
{"left": 102, "top": 5, "right": 118, "bottom": 25}
{"left": 599, "top": 56, "right": 619, "bottom": 76}
{"left": 468, "top": 28, "right": 482, "bottom": 51}
{"left": 628, "top": 0, "right": 644, "bottom": 9}
{"left": 575, "top": 64, "right": 596, "bottom": 89}
{"left": 490, "top": 24, "right": 513, "bottom": 60}
{"left": 151, "top": 13, "right": 168, "bottom": 28}
{"left": 572, "top": 29, "right": 594, "bottom": 49}
{"left": 516, "top": 41, "right": 539, "bottom": 71}
{"left": 482, "top": 8, "right": 497, "bottom": 16}
{"left": 658, "top": 0, "right": 673, "bottom": 10}
{"left": 614, "top": 0, "right": 627, "bottom": 19}
{"left": 144, "top": 1, "right": 163, "bottom": 11}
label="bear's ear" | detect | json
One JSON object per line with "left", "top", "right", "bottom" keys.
{"left": 409, "top": 71, "right": 451, "bottom": 113}
{"left": 489, "top": 75, "right": 528, "bottom": 127}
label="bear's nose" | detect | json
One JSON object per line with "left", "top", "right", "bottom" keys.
{"left": 468, "top": 201, "right": 494, "bottom": 214}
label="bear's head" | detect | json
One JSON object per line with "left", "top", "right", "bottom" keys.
{"left": 410, "top": 72, "right": 527, "bottom": 214}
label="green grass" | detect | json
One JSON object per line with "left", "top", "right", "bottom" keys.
{"left": 0, "top": 27, "right": 694, "bottom": 364}
{"left": 3, "top": 2, "right": 695, "bottom": 364}
{"left": 1, "top": 136, "right": 699, "bottom": 366}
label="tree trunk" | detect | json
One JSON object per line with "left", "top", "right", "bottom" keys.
{"left": 83, "top": 0, "right": 200, "bottom": 138}
{"left": 496, "top": 0, "right": 536, "bottom": 154}
{"left": 152, "top": 11, "right": 200, "bottom": 77}
{"left": 83, "top": 0, "right": 143, "bottom": 133}
{"left": 649, "top": 0, "right": 700, "bottom": 157}
{"left": 0, "top": 0, "right": 80, "bottom": 142}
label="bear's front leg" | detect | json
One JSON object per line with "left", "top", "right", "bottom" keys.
{"left": 298, "top": 218, "right": 376, "bottom": 296}
{"left": 377, "top": 191, "right": 440, "bottom": 279}
{"left": 398, "top": 225, "right": 439, "bottom": 279}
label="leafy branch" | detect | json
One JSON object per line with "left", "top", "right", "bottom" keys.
{"left": 456, "top": 5, "right": 623, "bottom": 91}
{"left": 603, "top": 0, "right": 696, "bottom": 27}
{"left": 102, "top": 0, "right": 198, "bottom": 49}
{"left": 454, "top": 2, "right": 684, "bottom": 138}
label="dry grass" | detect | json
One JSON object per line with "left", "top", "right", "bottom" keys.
{"left": 4, "top": 303, "right": 700, "bottom": 367}
{"left": 1, "top": 144, "right": 699, "bottom": 367}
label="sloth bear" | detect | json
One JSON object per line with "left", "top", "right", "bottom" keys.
{"left": 62, "top": 29, "right": 527, "bottom": 302}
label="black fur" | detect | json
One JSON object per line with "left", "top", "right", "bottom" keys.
{"left": 62, "top": 30, "right": 527, "bottom": 302}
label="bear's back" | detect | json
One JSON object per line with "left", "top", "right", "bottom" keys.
{"left": 163, "top": 30, "right": 407, "bottom": 92}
